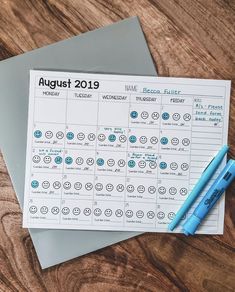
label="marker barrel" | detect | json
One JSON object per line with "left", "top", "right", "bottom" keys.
{"left": 168, "top": 145, "right": 229, "bottom": 231}
{"left": 183, "top": 159, "right": 235, "bottom": 235}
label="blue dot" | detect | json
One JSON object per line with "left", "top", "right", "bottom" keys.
{"left": 162, "top": 112, "right": 170, "bottom": 120}
{"left": 65, "top": 156, "right": 73, "bottom": 165}
{"left": 108, "top": 134, "right": 116, "bottom": 142}
{"left": 31, "top": 180, "right": 39, "bottom": 188}
{"left": 160, "top": 137, "right": 168, "bottom": 145}
{"left": 130, "top": 111, "right": 138, "bottom": 119}
{"left": 34, "top": 130, "right": 42, "bottom": 138}
{"left": 159, "top": 162, "right": 167, "bottom": 169}
{"left": 97, "top": 158, "right": 104, "bottom": 166}
{"left": 66, "top": 132, "right": 74, "bottom": 140}
{"left": 54, "top": 156, "right": 62, "bottom": 164}
{"left": 129, "top": 135, "right": 137, "bottom": 143}
{"left": 128, "top": 160, "right": 136, "bottom": 168}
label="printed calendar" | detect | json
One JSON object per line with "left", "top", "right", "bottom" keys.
{"left": 23, "top": 70, "right": 231, "bottom": 233}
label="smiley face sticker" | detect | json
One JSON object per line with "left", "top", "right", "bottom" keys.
{"left": 129, "top": 135, "right": 137, "bottom": 143}
{"left": 65, "top": 156, "right": 73, "bottom": 165}
{"left": 157, "top": 211, "right": 165, "bottom": 219}
{"left": 160, "top": 137, "right": 168, "bottom": 145}
{"left": 87, "top": 158, "right": 94, "bottom": 166}
{"left": 137, "top": 185, "right": 145, "bottom": 193}
{"left": 40, "top": 206, "right": 49, "bottom": 214}
{"left": 168, "top": 212, "right": 175, "bottom": 220}
{"left": 151, "top": 112, "right": 159, "bottom": 120}
{"left": 183, "top": 113, "right": 191, "bottom": 121}
{"left": 43, "top": 156, "right": 51, "bottom": 164}
{"left": 150, "top": 136, "right": 158, "bottom": 144}
{"left": 172, "top": 113, "right": 180, "bottom": 121}
{"left": 108, "top": 134, "right": 116, "bottom": 142}
{"left": 51, "top": 206, "right": 60, "bottom": 215}
{"left": 54, "top": 156, "right": 62, "bottom": 164}
{"left": 125, "top": 210, "right": 133, "bottom": 218}
{"left": 73, "top": 207, "right": 81, "bottom": 216}
{"left": 138, "top": 160, "right": 146, "bottom": 168}
{"left": 104, "top": 208, "right": 112, "bottom": 217}
{"left": 62, "top": 207, "right": 70, "bottom": 215}
{"left": 118, "top": 159, "right": 125, "bottom": 167}
{"left": 115, "top": 209, "right": 123, "bottom": 217}
{"left": 32, "top": 155, "right": 41, "bottom": 163}
{"left": 130, "top": 111, "right": 138, "bottom": 119}
{"left": 42, "top": 181, "right": 50, "bottom": 189}
{"left": 162, "top": 112, "right": 170, "bottom": 120}
{"left": 94, "top": 208, "right": 102, "bottom": 216}
{"left": 136, "top": 210, "right": 144, "bottom": 218}
{"left": 141, "top": 111, "right": 149, "bottom": 119}
{"left": 63, "top": 181, "right": 71, "bottom": 190}
{"left": 56, "top": 131, "right": 64, "bottom": 139}
{"left": 139, "top": 136, "right": 147, "bottom": 144}
{"left": 181, "top": 163, "right": 189, "bottom": 171}
{"left": 45, "top": 131, "right": 53, "bottom": 139}
{"left": 119, "top": 135, "right": 127, "bottom": 143}
{"left": 95, "top": 183, "right": 103, "bottom": 191}
{"left": 147, "top": 211, "right": 155, "bottom": 219}
{"left": 88, "top": 133, "right": 96, "bottom": 141}
{"left": 182, "top": 138, "right": 190, "bottom": 146}
{"left": 171, "top": 137, "right": 179, "bottom": 146}
{"left": 29, "top": 205, "right": 37, "bottom": 214}
{"left": 128, "top": 160, "right": 135, "bottom": 168}
{"left": 77, "top": 132, "right": 85, "bottom": 140}
{"left": 107, "top": 159, "right": 115, "bottom": 167}
{"left": 76, "top": 157, "right": 84, "bottom": 165}
{"left": 53, "top": 181, "right": 61, "bottom": 189}
{"left": 98, "top": 134, "right": 106, "bottom": 142}
{"left": 116, "top": 184, "right": 124, "bottom": 192}
{"left": 34, "top": 130, "right": 42, "bottom": 138}
{"left": 74, "top": 182, "right": 82, "bottom": 190}
{"left": 31, "top": 180, "right": 39, "bottom": 188}
{"left": 126, "top": 184, "right": 134, "bottom": 193}
{"left": 97, "top": 158, "right": 104, "bottom": 166}
{"left": 159, "top": 162, "right": 167, "bottom": 169}
{"left": 66, "top": 132, "right": 74, "bottom": 140}
{"left": 106, "top": 183, "right": 114, "bottom": 192}
{"left": 83, "top": 208, "right": 91, "bottom": 216}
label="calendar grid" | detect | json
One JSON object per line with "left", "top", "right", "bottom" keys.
{"left": 24, "top": 70, "right": 229, "bottom": 233}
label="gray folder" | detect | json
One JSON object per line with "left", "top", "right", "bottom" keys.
{"left": 0, "top": 16, "right": 157, "bottom": 268}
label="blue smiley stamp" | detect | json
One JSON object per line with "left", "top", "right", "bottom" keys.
{"left": 162, "top": 112, "right": 170, "bottom": 120}
{"left": 160, "top": 137, "right": 168, "bottom": 145}
{"left": 31, "top": 180, "right": 39, "bottom": 188}
{"left": 159, "top": 161, "right": 167, "bottom": 169}
{"left": 65, "top": 156, "right": 73, "bottom": 165}
{"left": 129, "top": 135, "right": 137, "bottom": 143}
{"left": 97, "top": 158, "right": 104, "bottom": 166}
{"left": 130, "top": 111, "right": 138, "bottom": 119}
{"left": 34, "top": 130, "right": 42, "bottom": 138}
{"left": 66, "top": 132, "right": 74, "bottom": 140}
{"left": 128, "top": 160, "right": 136, "bottom": 168}
{"left": 108, "top": 134, "right": 116, "bottom": 142}
{"left": 54, "top": 156, "right": 62, "bottom": 164}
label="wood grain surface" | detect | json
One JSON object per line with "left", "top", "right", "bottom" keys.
{"left": 0, "top": 0, "right": 235, "bottom": 291}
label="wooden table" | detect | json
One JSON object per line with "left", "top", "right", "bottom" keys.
{"left": 0, "top": 1, "right": 234, "bottom": 291}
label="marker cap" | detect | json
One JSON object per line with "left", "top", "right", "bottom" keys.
{"left": 183, "top": 214, "right": 201, "bottom": 235}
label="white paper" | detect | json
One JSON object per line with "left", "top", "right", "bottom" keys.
{"left": 23, "top": 70, "right": 231, "bottom": 233}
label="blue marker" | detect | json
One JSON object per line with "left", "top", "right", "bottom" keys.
{"left": 168, "top": 145, "right": 229, "bottom": 231}
{"left": 183, "top": 159, "right": 235, "bottom": 235}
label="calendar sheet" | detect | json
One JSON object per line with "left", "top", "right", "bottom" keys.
{"left": 23, "top": 70, "right": 231, "bottom": 233}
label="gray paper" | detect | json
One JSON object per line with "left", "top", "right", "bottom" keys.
{"left": 0, "top": 16, "right": 157, "bottom": 268}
